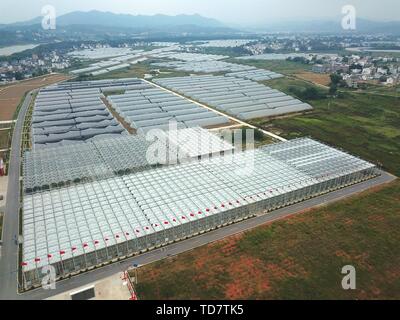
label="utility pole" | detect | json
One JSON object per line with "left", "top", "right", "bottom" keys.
{"left": 132, "top": 263, "right": 139, "bottom": 285}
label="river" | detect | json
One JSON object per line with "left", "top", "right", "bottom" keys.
{"left": 0, "top": 44, "right": 39, "bottom": 56}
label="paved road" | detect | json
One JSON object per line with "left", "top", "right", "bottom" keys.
{"left": 0, "top": 91, "right": 35, "bottom": 300}
{"left": 10, "top": 169, "right": 396, "bottom": 300}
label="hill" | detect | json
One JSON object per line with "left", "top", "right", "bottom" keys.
{"left": 250, "top": 18, "right": 400, "bottom": 34}
{"left": 5, "top": 10, "right": 225, "bottom": 30}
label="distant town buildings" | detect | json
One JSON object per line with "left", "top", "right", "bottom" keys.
{"left": 1, "top": 35, "right": 399, "bottom": 88}
{"left": 0, "top": 51, "right": 71, "bottom": 84}
{"left": 292, "top": 52, "right": 399, "bottom": 87}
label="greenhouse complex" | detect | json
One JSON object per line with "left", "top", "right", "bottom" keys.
{"left": 18, "top": 77, "right": 378, "bottom": 290}
{"left": 21, "top": 132, "right": 379, "bottom": 288}
{"left": 154, "top": 75, "right": 313, "bottom": 120}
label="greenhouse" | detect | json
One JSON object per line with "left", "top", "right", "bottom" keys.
{"left": 154, "top": 75, "right": 313, "bottom": 120}
{"left": 32, "top": 78, "right": 157, "bottom": 148}
{"left": 21, "top": 138, "right": 378, "bottom": 288}
{"left": 23, "top": 127, "right": 234, "bottom": 192}
{"left": 151, "top": 60, "right": 256, "bottom": 73}
{"left": 226, "top": 69, "right": 284, "bottom": 81}
{"left": 106, "top": 87, "right": 231, "bottom": 133}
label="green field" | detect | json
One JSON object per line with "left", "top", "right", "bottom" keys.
{"left": 133, "top": 179, "right": 400, "bottom": 300}
{"left": 249, "top": 77, "right": 400, "bottom": 177}
{"left": 0, "top": 129, "right": 10, "bottom": 149}
{"left": 230, "top": 59, "right": 312, "bottom": 75}
{"left": 90, "top": 63, "right": 153, "bottom": 80}
{"left": 342, "top": 83, "right": 400, "bottom": 98}
{"left": 232, "top": 126, "right": 276, "bottom": 148}
{"left": 0, "top": 129, "right": 10, "bottom": 166}
{"left": 260, "top": 77, "right": 325, "bottom": 93}
{"left": 88, "top": 62, "right": 193, "bottom": 81}
{"left": 0, "top": 212, "right": 3, "bottom": 240}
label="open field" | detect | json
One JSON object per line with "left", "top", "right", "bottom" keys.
{"left": 231, "top": 59, "right": 312, "bottom": 75}
{"left": 133, "top": 179, "right": 400, "bottom": 300}
{"left": 234, "top": 126, "right": 276, "bottom": 148}
{"left": 0, "top": 73, "right": 71, "bottom": 121}
{"left": 342, "top": 83, "right": 400, "bottom": 98}
{"left": 0, "top": 128, "right": 12, "bottom": 163}
{"left": 294, "top": 71, "right": 331, "bottom": 86}
{"left": 90, "top": 62, "right": 193, "bottom": 80}
{"left": 250, "top": 77, "right": 400, "bottom": 177}
{"left": 233, "top": 58, "right": 330, "bottom": 88}
{"left": 261, "top": 77, "right": 326, "bottom": 94}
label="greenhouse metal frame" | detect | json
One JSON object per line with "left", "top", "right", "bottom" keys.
{"left": 23, "top": 128, "right": 234, "bottom": 193}
{"left": 21, "top": 138, "right": 378, "bottom": 289}
{"left": 106, "top": 87, "right": 230, "bottom": 133}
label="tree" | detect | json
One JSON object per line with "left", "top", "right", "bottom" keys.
{"left": 14, "top": 72, "right": 24, "bottom": 80}
{"left": 288, "top": 86, "right": 325, "bottom": 100}
{"left": 330, "top": 73, "right": 342, "bottom": 86}
{"left": 329, "top": 73, "right": 344, "bottom": 96}
{"left": 329, "top": 83, "right": 338, "bottom": 96}
{"left": 302, "top": 87, "right": 321, "bottom": 100}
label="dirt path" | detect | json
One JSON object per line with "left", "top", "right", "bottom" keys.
{"left": 100, "top": 96, "right": 136, "bottom": 134}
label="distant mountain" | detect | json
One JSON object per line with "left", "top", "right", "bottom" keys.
{"left": 7, "top": 10, "right": 225, "bottom": 29}
{"left": 249, "top": 18, "right": 400, "bottom": 34}
{"left": 7, "top": 11, "right": 399, "bottom": 35}
{"left": 0, "top": 11, "right": 241, "bottom": 46}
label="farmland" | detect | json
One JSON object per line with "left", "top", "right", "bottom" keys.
{"left": 231, "top": 58, "right": 312, "bottom": 75}
{"left": 133, "top": 179, "right": 400, "bottom": 300}
{"left": 232, "top": 58, "right": 331, "bottom": 87}
{"left": 89, "top": 61, "right": 193, "bottom": 81}
{"left": 294, "top": 71, "right": 331, "bottom": 86}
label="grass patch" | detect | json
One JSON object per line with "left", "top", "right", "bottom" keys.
{"left": 12, "top": 92, "right": 27, "bottom": 120}
{"left": 89, "top": 62, "right": 193, "bottom": 81}
{"left": 232, "top": 126, "right": 276, "bottom": 148}
{"left": 342, "top": 83, "right": 400, "bottom": 98}
{"left": 0, "top": 129, "right": 12, "bottom": 172}
{"left": 262, "top": 77, "right": 325, "bottom": 94}
{"left": 229, "top": 59, "right": 312, "bottom": 76}
{"left": 103, "top": 90, "right": 126, "bottom": 97}
{"left": 0, "top": 129, "right": 11, "bottom": 150}
{"left": 134, "top": 179, "right": 400, "bottom": 300}
{"left": 0, "top": 212, "right": 3, "bottom": 240}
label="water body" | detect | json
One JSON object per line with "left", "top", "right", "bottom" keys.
{"left": 237, "top": 53, "right": 311, "bottom": 60}
{"left": 346, "top": 47, "right": 400, "bottom": 53}
{"left": 0, "top": 44, "right": 39, "bottom": 56}
{"left": 235, "top": 53, "right": 338, "bottom": 61}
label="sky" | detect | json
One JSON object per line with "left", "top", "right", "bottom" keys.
{"left": 0, "top": 0, "right": 399, "bottom": 25}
